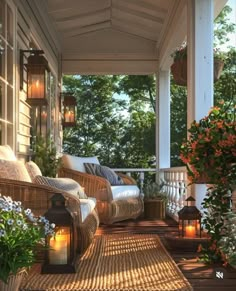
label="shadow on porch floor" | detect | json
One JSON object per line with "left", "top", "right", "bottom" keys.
{"left": 97, "top": 216, "right": 236, "bottom": 291}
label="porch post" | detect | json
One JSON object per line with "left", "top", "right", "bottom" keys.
{"left": 156, "top": 70, "right": 171, "bottom": 174}
{"left": 187, "top": 0, "right": 214, "bottom": 210}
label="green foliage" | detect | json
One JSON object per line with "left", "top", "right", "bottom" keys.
{"left": 33, "top": 135, "right": 61, "bottom": 177}
{"left": 180, "top": 100, "right": 236, "bottom": 185}
{"left": 62, "top": 75, "right": 156, "bottom": 170}
{"left": 214, "top": 5, "right": 236, "bottom": 47}
{"left": 219, "top": 212, "right": 236, "bottom": 267}
{"left": 118, "top": 75, "right": 156, "bottom": 111}
{"left": 170, "top": 83, "right": 187, "bottom": 166}
{"left": 63, "top": 75, "right": 126, "bottom": 161}
{"left": 199, "top": 185, "right": 232, "bottom": 265}
{"left": 0, "top": 195, "right": 55, "bottom": 283}
{"left": 144, "top": 181, "right": 167, "bottom": 201}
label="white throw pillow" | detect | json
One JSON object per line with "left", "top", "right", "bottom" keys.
{"left": 0, "top": 145, "right": 17, "bottom": 161}
{"left": 62, "top": 154, "right": 100, "bottom": 172}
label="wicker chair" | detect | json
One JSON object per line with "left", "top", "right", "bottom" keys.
{"left": 0, "top": 146, "right": 99, "bottom": 254}
{"left": 59, "top": 155, "right": 143, "bottom": 224}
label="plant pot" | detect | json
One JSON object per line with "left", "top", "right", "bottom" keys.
{"left": 214, "top": 59, "right": 224, "bottom": 82}
{"left": 0, "top": 268, "right": 27, "bottom": 291}
{"left": 171, "top": 57, "right": 224, "bottom": 86}
{"left": 144, "top": 199, "right": 166, "bottom": 219}
{"left": 171, "top": 59, "right": 187, "bottom": 86}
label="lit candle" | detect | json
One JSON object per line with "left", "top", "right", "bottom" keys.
{"left": 49, "top": 229, "right": 68, "bottom": 264}
{"left": 185, "top": 225, "right": 196, "bottom": 238}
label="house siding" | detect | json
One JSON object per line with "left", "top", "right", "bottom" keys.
{"left": 5, "top": 0, "right": 62, "bottom": 160}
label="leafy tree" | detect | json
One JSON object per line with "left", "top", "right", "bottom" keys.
{"left": 63, "top": 75, "right": 127, "bottom": 165}
{"left": 118, "top": 75, "right": 156, "bottom": 112}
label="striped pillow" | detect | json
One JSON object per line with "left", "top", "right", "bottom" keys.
{"left": 84, "top": 163, "right": 124, "bottom": 185}
{"left": 25, "top": 161, "right": 42, "bottom": 181}
{"left": 34, "top": 175, "right": 88, "bottom": 198}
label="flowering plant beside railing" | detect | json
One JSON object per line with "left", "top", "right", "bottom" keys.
{"left": 0, "top": 195, "right": 55, "bottom": 283}
{"left": 180, "top": 100, "right": 236, "bottom": 185}
{"left": 180, "top": 100, "right": 236, "bottom": 265}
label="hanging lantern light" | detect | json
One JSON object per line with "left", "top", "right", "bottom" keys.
{"left": 41, "top": 193, "right": 78, "bottom": 274}
{"left": 20, "top": 50, "right": 50, "bottom": 105}
{"left": 63, "top": 94, "right": 77, "bottom": 127}
{"left": 178, "top": 196, "right": 202, "bottom": 238}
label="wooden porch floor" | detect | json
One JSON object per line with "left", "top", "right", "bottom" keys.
{"left": 96, "top": 217, "right": 236, "bottom": 291}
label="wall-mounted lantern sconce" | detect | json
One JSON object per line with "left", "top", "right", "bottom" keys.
{"left": 20, "top": 49, "right": 50, "bottom": 105}
{"left": 62, "top": 94, "right": 77, "bottom": 127}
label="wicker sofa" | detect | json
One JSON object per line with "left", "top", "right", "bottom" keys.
{"left": 59, "top": 154, "right": 143, "bottom": 224}
{"left": 0, "top": 145, "right": 99, "bottom": 254}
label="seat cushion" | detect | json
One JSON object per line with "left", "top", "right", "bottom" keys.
{"left": 62, "top": 154, "right": 99, "bottom": 173}
{"left": 111, "top": 185, "right": 140, "bottom": 200}
{"left": 34, "top": 175, "right": 87, "bottom": 198}
{"left": 80, "top": 197, "right": 96, "bottom": 222}
{"left": 0, "top": 159, "right": 31, "bottom": 182}
{"left": 25, "top": 161, "right": 42, "bottom": 181}
{"left": 84, "top": 163, "right": 124, "bottom": 185}
{"left": 0, "top": 145, "right": 17, "bottom": 161}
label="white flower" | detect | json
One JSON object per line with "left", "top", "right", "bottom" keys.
{"left": 0, "top": 229, "right": 6, "bottom": 237}
{"left": 24, "top": 208, "right": 31, "bottom": 215}
{"left": 16, "top": 220, "right": 22, "bottom": 226}
{"left": 7, "top": 219, "right": 14, "bottom": 225}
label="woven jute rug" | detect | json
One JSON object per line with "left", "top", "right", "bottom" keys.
{"left": 21, "top": 234, "right": 193, "bottom": 291}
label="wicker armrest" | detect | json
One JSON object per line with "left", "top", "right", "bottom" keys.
{"left": 117, "top": 173, "right": 137, "bottom": 185}
{"left": 58, "top": 167, "right": 113, "bottom": 201}
{"left": 0, "top": 177, "right": 82, "bottom": 223}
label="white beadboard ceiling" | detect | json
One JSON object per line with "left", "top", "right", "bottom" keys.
{"left": 45, "top": 0, "right": 227, "bottom": 74}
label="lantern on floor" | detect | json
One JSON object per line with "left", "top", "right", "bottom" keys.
{"left": 178, "top": 196, "right": 202, "bottom": 238}
{"left": 21, "top": 50, "right": 50, "bottom": 105}
{"left": 63, "top": 94, "right": 77, "bottom": 127}
{"left": 41, "top": 193, "right": 78, "bottom": 274}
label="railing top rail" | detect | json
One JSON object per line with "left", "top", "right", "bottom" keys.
{"left": 112, "top": 168, "right": 156, "bottom": 172}
{"left": 160, "top": 166, "right": 187, "bottom": 172}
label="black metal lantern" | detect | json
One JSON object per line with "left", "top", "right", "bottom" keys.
{"left": 41, "top": 193, "right": 78, "bottom": 274}
{"left": 63, "top": 94, "right": 77, "bottom": 127}
{"left": 178, "top": 196, "right": 202, "bottom": 238}
{"left": 20, "top": 50, "right": 50, "bottom": 105}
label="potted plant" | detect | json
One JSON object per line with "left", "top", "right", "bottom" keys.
{"left": 171, "top": 44, "right": 225, "bottom": 86}
{"left": 32, "top": 134, "right": 61, "bottom": 177}
{"left": 143, "top": 181, "right": 167, "bottom": 219}
{"left": 219, "top": 212, "right": 236, "bottom": 268}
{"left": 0, "top": 195, "right": 55, "bottom": 290}
{"left": 180, "top": 100, "right": 236, "bottom": 264}
{"left": 179, "top": 100, "right": 236, "bottom": 185}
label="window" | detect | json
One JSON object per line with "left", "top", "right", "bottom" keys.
{"left": 0, "top": 0, "right": 14, "bottom": 146}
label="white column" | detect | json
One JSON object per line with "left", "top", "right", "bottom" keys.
{"left": 187, "top": 0, "right": 214, "bottom": 210}
{"left": 157, "top": 70, "right": 171, "bottom": 171}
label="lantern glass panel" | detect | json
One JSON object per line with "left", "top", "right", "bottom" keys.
{"left": 28, "top": 67, "right": 45, "bottom": 100}
{"left": 49, "top": 226, "right": 70, "bottom": 265}
{"left": 181, "top": 219, "right": 201, "bottom": 238}
{"left": 64, "top": 105, "right": 75, "bottom": 123}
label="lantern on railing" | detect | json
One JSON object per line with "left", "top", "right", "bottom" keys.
{"left": 41, "top": 193, "right": 77, "bottom": 274}
{"left": 178, "top": 196, "right": 202, "bottom": 238}
{"left": 20, "top": 50, "right": 50, "bottom": 105}
{"left": 63, "top": 94, "right": 77, "bottom": 127}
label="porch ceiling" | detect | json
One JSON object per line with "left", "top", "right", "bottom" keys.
{"left": 46, "top": 0, "right": 227, "bottom": 75}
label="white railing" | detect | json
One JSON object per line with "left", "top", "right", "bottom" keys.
{"left": 113, "top": 166, "right": 188, "bottom": 222}
{"left": 160, "top": 167, "right": 188, "bottom": 221}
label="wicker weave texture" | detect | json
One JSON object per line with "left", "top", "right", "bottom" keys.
{"left": 0, "top": 178, "right": 98, "bottom": 254}
{"left": 21, "top": 234, "right": 193, "bottom": 291}
{"left": 59, "top": 167, "right": 143, "bottom": 224}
